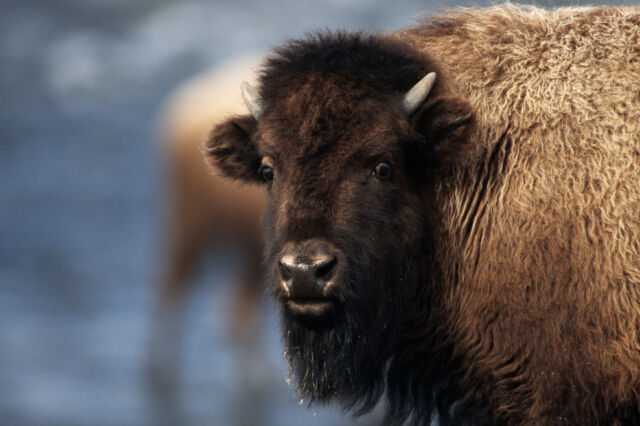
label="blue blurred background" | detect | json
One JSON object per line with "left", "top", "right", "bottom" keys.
{"left": 0, "top": 0, "right": 634, "bottom": 425}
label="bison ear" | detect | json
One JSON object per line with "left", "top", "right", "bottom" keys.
{"left": 410, "top": 95, "right": 475, "bottom": 163}
{"left": 204, "top": 115, "right": 262, "bottom": 183}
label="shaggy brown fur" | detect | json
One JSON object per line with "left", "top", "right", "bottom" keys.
{"left": 206, "top": 5, "right": 640, "bottom": 425}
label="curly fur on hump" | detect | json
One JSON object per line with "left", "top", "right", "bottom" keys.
{"left": 392, "top": 5, "right": 640, "bottom": 424}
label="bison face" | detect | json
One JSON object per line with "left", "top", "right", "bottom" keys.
{"left": 205, "top": 33, "right": 474, "bottom": 411}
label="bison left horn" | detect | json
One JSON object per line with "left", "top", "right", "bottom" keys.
{"left": 402, "top": 72, "right": 437, "bottom": 116}
{"left": 241, "top": 81, "right": 263, "bottom": 119}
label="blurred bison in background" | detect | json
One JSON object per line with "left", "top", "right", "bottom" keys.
{"left": 206, "top": 5, "right": 640, "bottom": 425}
{"left": 147, "top": 54, "right": 266, "bottom": 397}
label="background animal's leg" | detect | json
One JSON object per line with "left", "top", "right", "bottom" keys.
{"left": 231, "top": 239, "right": 269, "bottom": 383}
{"left": 146, "top": 166, "right": 212, "bottom": 400}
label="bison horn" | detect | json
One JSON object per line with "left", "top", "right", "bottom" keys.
{"left": 241, "top": 81, "right": 263, "bottom": 119}
{"left": 402, "top": 72, "right": 437, "bottom": 116}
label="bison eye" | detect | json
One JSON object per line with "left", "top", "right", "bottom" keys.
{"left": 259, "top": 158, "right": 275, "bottom": 183}
{"left": 372, "top": 161, "right": 392, "bottom": 180}
{"left": 259, "top": 164, "right": 274, "bottom": 182}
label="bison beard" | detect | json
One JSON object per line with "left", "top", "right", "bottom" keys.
{"left": 282, "top": 300, "right": 388, "bottom": 412}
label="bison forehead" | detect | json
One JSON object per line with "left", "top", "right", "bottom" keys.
{"left": 257, "top": 77, "right": 413, "bottom": 160}
{"left": 268, "top": 74, "right": 398, "bottom": 124}
{"left": 257, "top": 102, "right": 407, "bottom": 171}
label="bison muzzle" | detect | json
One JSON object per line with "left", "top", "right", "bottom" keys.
{"left": 276, "top": 239, "right": 342, "bottom": 325}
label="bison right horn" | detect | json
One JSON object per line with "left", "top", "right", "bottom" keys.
{"left": 241, "top": 81, "right": 263, "bottom": 119}
{"left": 402, "top": 72, "right": 437, "bottom": 116}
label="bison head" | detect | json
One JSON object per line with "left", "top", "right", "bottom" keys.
{"left": 206, "top": 33, "right": 475, "bottom": 415}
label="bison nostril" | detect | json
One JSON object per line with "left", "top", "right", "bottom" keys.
{"left": 314, "top": 257, "right": 337, "bottom": 282}
{"left": 278, "top": 261, "right": 293, "bottom": 282}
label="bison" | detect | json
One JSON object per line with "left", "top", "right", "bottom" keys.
{"left": 205, "top": 5, "right": 640, "bottom": 425}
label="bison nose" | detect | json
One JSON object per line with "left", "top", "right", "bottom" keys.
{"left": 278, "top": 255, "right": 337, "bottom": 285}
{"left": 276, "top": 242, "right": 339, "bottom": 298}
